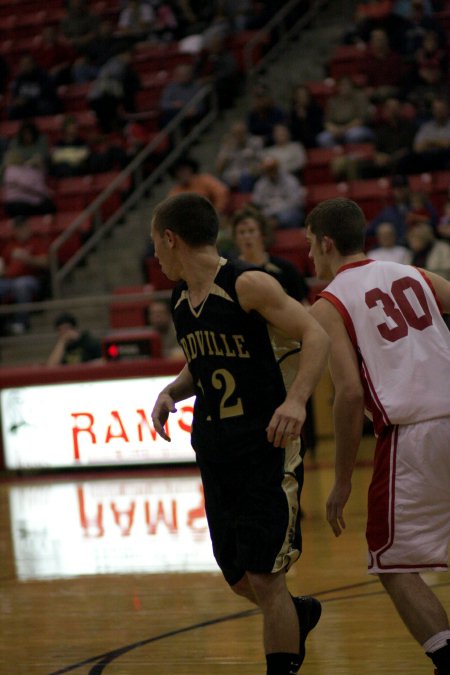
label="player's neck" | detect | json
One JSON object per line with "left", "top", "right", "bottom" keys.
{"left": 183, "top": 249, "right": 223, "bottom": 305}
{"left": 331, "top": 252, "right": 367, "bottom": 277}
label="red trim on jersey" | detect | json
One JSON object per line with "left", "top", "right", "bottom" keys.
{"left": 319, "top": 289, "right": 391, "bottom": 431}
{"left": 318, "top": 291, "right": 358, "bottom": 349}
{"left": 367, "top": 426, "right": 397, "bottom": 555}
{"left": 416, "top": 267, "right": 443, "bottom": 314}
{"left": 336, "top": 259, "right": 375, "bottom": 276}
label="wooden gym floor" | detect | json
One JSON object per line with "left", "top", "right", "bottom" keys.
{"left": 0, "top": 438, "right": 448, "bottom": 675}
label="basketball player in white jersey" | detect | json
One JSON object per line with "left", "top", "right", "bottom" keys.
{"left": 306, "top": 198, "right": 450, "bottom": 675}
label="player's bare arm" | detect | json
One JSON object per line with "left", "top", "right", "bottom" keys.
{"left": 310, "top": 298, "right": 365, "bottom": 537}
{"left": 151, "top": 364, "right": 195, "bottom": 442}
{"left": 421, "top": 268, "right": 450, "bottom": 314}
{"left": 237, "top": 270, "right": 330, "bottom": 449}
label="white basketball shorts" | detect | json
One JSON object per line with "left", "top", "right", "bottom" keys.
{"left": 367, "top": 416, "right": 450, "bottom": 574}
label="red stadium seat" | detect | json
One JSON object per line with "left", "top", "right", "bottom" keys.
{"left": 109, "top": 285, "right": 153, "bottom": 329}
{"left": 349, "top": 178, "right": 391, "bottom": 219}
{"left": 269, "top": 228, "right": 315, "bottom": 277}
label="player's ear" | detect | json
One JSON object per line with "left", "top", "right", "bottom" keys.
{"left": 321, "top": 236, "right": 333, "bottom": 253}
{"left": 164, "top": 229, "right": 176, "bottom": 248}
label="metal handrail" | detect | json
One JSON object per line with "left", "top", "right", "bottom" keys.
{"left": 49, "top": 84, "right": 217, "bottom": 297}
{"left": 243, "top": 0, "right": 330, "bottom": 77}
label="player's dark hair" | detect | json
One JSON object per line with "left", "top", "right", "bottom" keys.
{"left": 306, "top": 198, "right": 366, "bottom": 255}
{"left": 152, "top": 193, "right": 219, "bottom": 247}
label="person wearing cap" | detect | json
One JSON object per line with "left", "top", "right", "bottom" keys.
{"left": 46, "top": 312, "right": 102, "bottom": 366}
{"left": 252, "top": 156, "right": 305, "bottom": 229}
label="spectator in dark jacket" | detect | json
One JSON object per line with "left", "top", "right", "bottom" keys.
{"left": 8, "top": 54, "right": 61, "bottom": 120}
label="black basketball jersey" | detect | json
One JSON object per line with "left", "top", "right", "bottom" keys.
{"left": 171, "top": 257, "right": 301, "bottom": 462}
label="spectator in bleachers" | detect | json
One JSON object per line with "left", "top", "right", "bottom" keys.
{"left": 8, "top": 54, "right": 61, "bottom": 121}
{"left": 117, "top": 0, "right": 155, "bottom": 43}
{"left": 159, "top": 63, "right": 204, "bottom": 129}
{"left": 2, "top": 150, "right": 56, "bottom": 218}
{"left": 288, "top": 85, "right": 324, "bottom": 149}
{"left": 86, "top": 20, "right": 127, "bottom": 70}
{"left": 34, "top": 26, "right": 75, "bottom": 87}
{"left": 252, "top": 156, "right": 305, "bottom": 229}
{"left": 399, "top": 95, "right": 450, "bottom": 173}
{"left": 397, "top": 0, "right": 447, "bottom": 55}
{"left": 60, "top": 0, "right": 100, "bottom": 54}
{"left": 167, "top": 156, "right": 230, "bottom": 215}
{"left": 0, "top": 216, "right": 50, "bottom": 334}
{"left": 437, "top": 199, "right": 450, "bottom": 242}
{"left": 231, "top": 206, "right": 309, "bottom": 303}
{"left": 216, "top": 0, "right": 253, "bottom": 31}
{"left": 194, "top": 34, "right": 240, "bottom": 110}
{"left": 405, "top": 189, "right": 434, "bottom": 227}
{"left": 176, "top": 0, "right": 216, "bottom": 36}
{"left": 147, "top": 300, "right": 184, "bottom": 360}
{"left": 216, "top": 120, "right": 263, "bottom": 192}
{"left": 364, "top": 28, "right": 405, "bottom": 102}
{"left": 359, "top": 96, "right": 416, "bottom": 178}
{"left": 8, "top": 120, "right": 49, "bottom": 166}
{"left": 88, "top": 50, "right": 141, "bottom": 133}
{"left": 264, "top": 123, "right": 307, "bottom": 177}
{"left": 316, "top": 76, "right": 374, "bottom": 148}
{"left": 46, "top": 312, "right": 102, "bottom": 365}
{"left": 368, "top": 221, "right": 411, "bottom": 263}
{"left": 406, "top": 28, "right": 448, "bottom": 115}
{"left": 407, "top": 220, "right": 450, "bottom": 278}
{"left": 246, "top": 82, "right": 287, "bottom": 145}
{"left": 49, "top": 116, "right": 91, "bottom": 177}
{"left": 367, "top": 173, "right": 438, "bottom": 242}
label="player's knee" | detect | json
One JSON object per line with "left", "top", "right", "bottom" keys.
{"left": 230, "top": 576, "right": 255, "bottom": 602}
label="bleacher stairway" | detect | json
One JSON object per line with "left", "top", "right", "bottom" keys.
{"left": 1, "top": 0, "right": 359, "bottom": 366}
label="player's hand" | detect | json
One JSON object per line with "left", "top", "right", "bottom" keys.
{"left": 266, "top": 400, "right": 306, "bottom": 449}
{"left": 326, "top": 480, "right": 352, "bottom": 537}
{"left": 151, "top": 392, "right": 177, "bottom": 442}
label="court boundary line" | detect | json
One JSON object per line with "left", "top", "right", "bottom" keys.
{"left": 47, "top": 579, "right": 450, "bottom": 674}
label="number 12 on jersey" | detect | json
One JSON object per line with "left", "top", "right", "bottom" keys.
{"left": 197, "top": 368, "right": 244, "bottom": 420}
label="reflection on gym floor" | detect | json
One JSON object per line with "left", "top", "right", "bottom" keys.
{"left": 9, "top": 472, "right": 217, "bottom": 580}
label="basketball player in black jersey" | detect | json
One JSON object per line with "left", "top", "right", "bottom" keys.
{"left": 150, "top": 193, "right": 329, "bottom": 674}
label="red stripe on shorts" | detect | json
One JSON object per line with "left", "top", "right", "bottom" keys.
{"left": 366, "top": 425, "right": 398, "bottom": 556}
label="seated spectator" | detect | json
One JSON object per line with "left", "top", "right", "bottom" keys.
{"left": 88, "top": 50, "right": 140, "bottom": 133}
{"left": 194, "top": 34, "right": 240, "bottom": 109}
{"left": 8, "top": 54, "right": 61, "bottom": 120}
{"left": 407, "top": 221, "right": 450, "bottom": 278}
{"left": 246, "top": 83, "right": 287, "bottom": 145}
{"left": 437, "top": 199, "right": 450, "bottom": 242}
{"left": 2, "top": 151, "right": 56, "bottom": 218}
{"left": 148, "top": 300, "right": 184, "bottom": 360}
{"left": 231, "top": 206, "right": 309, "bottom": 303}
{"left": 406, "top": 29, "right": 449, "bottom": 116}
{"left": 288, "top": 85, "right": 324, "bottom": 148}
{"left": 367, "top": 173, "right": 438, "bottom": 243}
{"left": 34, "top": 25, "right": 75, "bottom": 86}
{"left": 397, "top": 0, "right": 447, "bottom": 56}
{"left": 117, "top": 0, "right": 155, "bottom": 42}
{"left": 405, "top": 189, "right": 433, "bottom": 228}
{"left": 368, "top": 221, "right": 411, "bottom": 263}
{"left": 60, "top": 0, "right": 100, "bottom": 54}
{"left": 175, "top": 0, "right": 216, "bottom": 36}
{"left": 252, "top": 156, "right": 305, "bottom": 229}
{"left": 364, "top": 28, "right": 405, "bottom": 102}
{"left": 216, "top": 120, "right": 263, "bottom": 192}
{"left": 167, "top": 156, "right": 230, "bottom": 215}
{"left": 8, "top": 120, "right": 49, "bottom": 166}
{"left": 0, "top": 216, "right": 50, "bottom": 334}
{"left": 49, "top": 116, "right": 91, "bottom": 177}
{"left": 399, "top": 95, "right": 450, "bottom": 173}
{"left": 159, "top": 64, "right": 204, "bottom": 130}
{"left": 316, "top": 76, "right": 374, "bottom": 148}
{"left": 359, "top": 96, "right": 416, "bottom": 178}
{"left": 86, "top": 20, "right": 127, "bottom": 69}
{"left": 46, "top": 312, "right": 103, "bottom": 365}
{"left": 264, "top": 123, "right": 307, "bottom": 177}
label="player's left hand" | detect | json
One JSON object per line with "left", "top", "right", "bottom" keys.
{"left": 266, "top": 401, "right": 306, "bottom": 448}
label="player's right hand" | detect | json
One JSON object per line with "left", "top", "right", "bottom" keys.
{"left": 151, "top": 392, "right": 177, "bottom": 442}
{"left": 326, "top": 480, "right": 352, "bottom": 537}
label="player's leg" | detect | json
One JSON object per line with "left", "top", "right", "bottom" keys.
{"left": 379, "top": 573, "right": 450, "bottom": 675}
{"left": 247, "top": 569, "right": 301, "bottom": 674}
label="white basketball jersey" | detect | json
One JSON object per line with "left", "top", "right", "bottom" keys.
{"left": 320, "top": 260, "right": 450, "bottom": 432}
